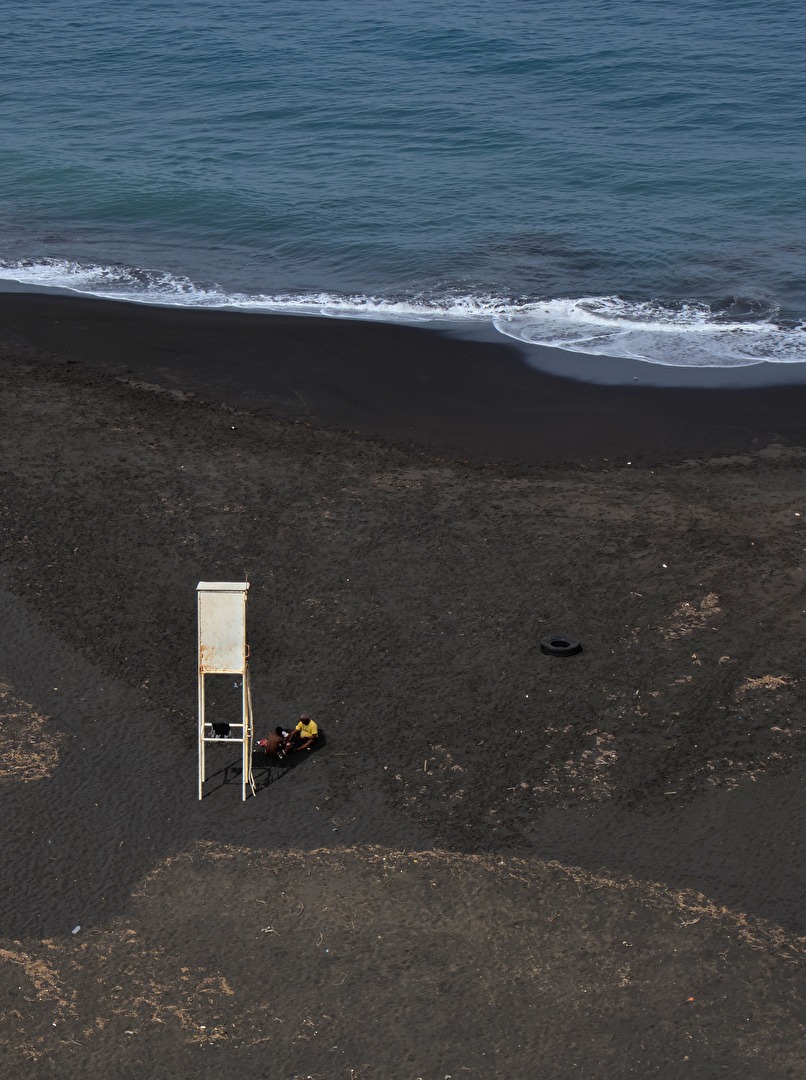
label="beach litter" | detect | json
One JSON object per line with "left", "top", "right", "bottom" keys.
{"left": 540, "top": 634, "right": 582, "bottom": 657}
{"left": 71, "top": 925, "right": 81, "bottom": 934}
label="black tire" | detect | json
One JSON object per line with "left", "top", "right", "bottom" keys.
{"left": 540, "top": 634, "right": 582, "bottom": 657}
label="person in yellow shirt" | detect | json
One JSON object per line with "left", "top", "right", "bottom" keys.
{"left": 287, "top": 714, "right": 319, "bottom": 752}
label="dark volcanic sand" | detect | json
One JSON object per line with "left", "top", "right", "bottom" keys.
{"left": 1, "top": 293, "right": 805, "bottom": 1079}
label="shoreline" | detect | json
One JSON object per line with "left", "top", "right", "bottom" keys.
{"left": 447, "top": 319, "right": 806, "bottom": 389}
{"left": 3, "top": 289, "right": 806, "bottom": 466}
{"left": 4, "top": 278, "right": 806, "bottom": 391}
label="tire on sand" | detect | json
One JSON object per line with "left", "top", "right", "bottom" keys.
{"left": 540, "top": 634, "right": 582, "bottom": 657}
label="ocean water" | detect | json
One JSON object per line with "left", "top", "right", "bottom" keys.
{"left": 1, "top": 0, "right": 805, "bottom": 368}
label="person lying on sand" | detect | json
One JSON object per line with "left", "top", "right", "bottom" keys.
{"left": 256, "top": 731, "right": 287, "bottom": 759}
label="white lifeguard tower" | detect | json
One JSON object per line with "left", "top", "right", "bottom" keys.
{"left": 197, "top": 581, "right": 255, "bottom": 800}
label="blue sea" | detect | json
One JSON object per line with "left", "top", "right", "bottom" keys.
{"left": 1, "top": 0, "right": 805, "bottom": 368}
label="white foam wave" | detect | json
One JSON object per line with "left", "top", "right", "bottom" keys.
{"left": 494, "top": 297, "right": 806, "bottom": 367}
{"left": 1, "top": 258, "right": 805, "bottom": 368}
{"left": 0, "top": 257, "right": 507, "bottom": 320}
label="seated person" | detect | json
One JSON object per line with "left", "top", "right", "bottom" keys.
{"left": 287, "top": 713, "right": 319, "bottom": 752}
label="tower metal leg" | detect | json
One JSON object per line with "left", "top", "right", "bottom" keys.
{"left": 198, "top": 670, "right": 206, "bottom": 800}
{"left": 241, "top": 675, "right": 248, "bottom": 801}
{"left": 245, "top": 667, "right": 256, "bottom": 799}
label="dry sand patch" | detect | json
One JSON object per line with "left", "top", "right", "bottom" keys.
{"left": 660, "top": 593, "right": 722, "bottom": 641}
{"left": 2, "top": 843, "right": 804, "bottom": 1079}
{"left": 0, "top": 681, "right": 64, "bottom": 783}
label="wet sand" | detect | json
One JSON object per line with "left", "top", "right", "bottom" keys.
{"left": 1, "top": 293, "right": 805, "bottom": 1078}
{"left": 5, "top": 291, "right": 806, "bottom": 465}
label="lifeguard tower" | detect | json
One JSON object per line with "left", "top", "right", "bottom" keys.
{"left": 197, "top": 581, "right": 255, "bottom": 800}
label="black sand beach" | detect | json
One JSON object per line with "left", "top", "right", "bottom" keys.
{"left": 1, "top": 293, "right": 806, "bottom": 1078}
